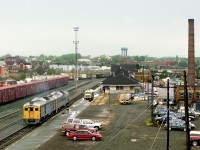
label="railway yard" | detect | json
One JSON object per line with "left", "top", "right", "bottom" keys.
{"left": 0, "top": 79, "right": 101, "bottom": 149}
{"left": 2, "top": 80, "right": 200, "bottom": 150}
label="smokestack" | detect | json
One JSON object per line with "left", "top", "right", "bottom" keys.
{"left": 188, "top": 19, "right": 195, "bottom": 86}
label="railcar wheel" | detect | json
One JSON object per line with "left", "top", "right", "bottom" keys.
{"left": 73, "top": 136, "right": 77, "bottom": 141}
{"left": 91, "top": 136, "right": 96, "bottom": 141}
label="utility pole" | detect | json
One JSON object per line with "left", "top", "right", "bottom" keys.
{"left": 151, "top": 75, "right": 154, "bottom": 120}
{"left": 143, "top": 65, "right": 145, "bottom": 93}
{"left": 167, "top": 79, "right": 169, "bottom": 150}
{"left": 73, "top": 27, "right": 79, "bottom": 91}
{"left": 184, "top": 71, "right": 190, "bottom": 150}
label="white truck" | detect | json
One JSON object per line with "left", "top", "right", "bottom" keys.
{"left": 84, "top": 89, "right": 94, "bottom": 101}
{"left": 119, "top": 93, "right": 132, "bottom": 104}
{"left": 80, "top": 119, "right": 102, "bottom": 130}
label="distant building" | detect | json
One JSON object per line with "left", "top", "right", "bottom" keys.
{"left": 0, "top": 66, "right": 8, "bottom": 75}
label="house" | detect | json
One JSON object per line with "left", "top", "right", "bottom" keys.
{"left": 0, "top": 66, "right": 8, "bottom": 75}
{"left": 4, "top": 57, "right": 27, "bottom": 73}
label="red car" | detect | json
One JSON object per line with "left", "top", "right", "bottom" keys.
{"left": 60, "top": 122, "right": 97, "bottom": 136}
{"left": 67, "top": 130, "right": 103, "bottom": 141}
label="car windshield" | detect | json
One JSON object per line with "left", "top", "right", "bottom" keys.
{"left": 67, "top": 119, "right": 73, "bottom": 123}
{"left": 85, "top": 120, "right": 94, "bottom": 124}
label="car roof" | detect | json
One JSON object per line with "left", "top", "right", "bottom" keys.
{"left": 190, "top": 131, "right": 200, "bottom": 134}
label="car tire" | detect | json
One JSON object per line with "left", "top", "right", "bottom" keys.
{"left": 94, "top": 126, "right": 99, "bottom": 130}
{"left": 91, "top": 136, "right": 96, "bottom": 141}
{"left": 156, "top": 120, "right": 160, "bottom": 125}
{"left": 66, "top": 131, "right": 70, "bottom": 136}
{"left": 73, "top": 136, "right": 77, "bottom": 141}
{"left": 192, "top": 141, "right": 198, "bottom": 146}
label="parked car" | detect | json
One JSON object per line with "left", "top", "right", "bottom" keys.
{"left": 60, "top": 122, "right": 97, "bottom": 136}
{"left": 163, "top": 120, "right": 192, "bottom": 131}
{"left": 190, "top": 131, "right": 200, "bottom": 146}
{"left": 155, "top": 113, "right": 177, "bottom": 124}
{"left": 67, "top": 130, "right": 103, "bottom": 141}
{"left": 153, "top": 105, "right": 167, "bottom": 117}
{"left": 134, "top": 93, "right": 148, "bottom": 101}
{"left": 80, "top": 119, "right": 102, "bottom": 130}
{"left": 153, "top": 90, "right": 159, "bottom": 96}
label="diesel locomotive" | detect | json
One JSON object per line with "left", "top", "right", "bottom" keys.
{"left": 23, "top": 90, "right": 69, "bottom": 125}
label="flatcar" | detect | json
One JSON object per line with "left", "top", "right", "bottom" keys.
{"left": 23, "top": 90, "right": 69, "bottom": 124}
{"left": 0, "top": 76, "right": 68, "bottom": 104}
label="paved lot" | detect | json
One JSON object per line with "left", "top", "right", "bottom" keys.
{"left": 35, "top": 94, "right": 199, "bottom": 150}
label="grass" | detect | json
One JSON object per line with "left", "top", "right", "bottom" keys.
{"left": 145, "top": 118, "right": 155, "bottom": 126}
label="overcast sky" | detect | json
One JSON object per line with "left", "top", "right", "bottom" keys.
{"left": 0, "top": 0, "right": 200, "bottom": 58}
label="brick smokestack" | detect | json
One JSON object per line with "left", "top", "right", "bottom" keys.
{"left": 188, "top": 19, "right": 195, "bottom": 86}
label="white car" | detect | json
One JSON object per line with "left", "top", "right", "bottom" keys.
{"left": 80, "top": 119, "right": 102, "bottom": 130}
{"left": 134, "top": 93, "right": 148, "bottom": 101}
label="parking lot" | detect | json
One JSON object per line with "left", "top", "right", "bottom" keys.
{"left": 35, "top": 93, "right": 200, "bottom": 150}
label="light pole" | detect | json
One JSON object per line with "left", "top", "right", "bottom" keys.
{"left": 142, "top": 65, "right": 145, "bottom": 93}
{"left": 73, "top": 27, "right": 79, "bottom": 91}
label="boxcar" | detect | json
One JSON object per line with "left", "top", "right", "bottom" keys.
{"left": 15, "top": 84, "right": 27, "bottom": 99}
{"left": 0, "top": 76, "right": 68, "bottom": 104}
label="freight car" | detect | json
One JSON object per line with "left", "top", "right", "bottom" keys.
{"left": 0, "top": 76, "right": 68, "bottom": 104}
{"left": 23, "top": 90, "right": 69, "bottom": 124}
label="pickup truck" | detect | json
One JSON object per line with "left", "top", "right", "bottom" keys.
{"left": 190, "top": 131, "right": 200, "bottom": 146}
{"left": 60, "top": 123, "right": 97, "bottom": 136}
{"left": 80, "top": 119, "right": 102, "bottom": 130}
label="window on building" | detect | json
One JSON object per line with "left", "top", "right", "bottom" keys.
{"left": 196, "top": 92, "right": 200, "bottom": 99}
{"left": 188, "top": 92, "right": 192, "bottom": 99}
{"left": 180, "top": 92, "right": 184, "bottom": 99}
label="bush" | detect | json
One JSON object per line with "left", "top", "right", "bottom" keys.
{"left": 145, "top": 118, "right": 154, "bottom": 126}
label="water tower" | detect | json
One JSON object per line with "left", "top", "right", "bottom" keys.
{"left": 121, "top": 47, "right": 128, "bottom": 57}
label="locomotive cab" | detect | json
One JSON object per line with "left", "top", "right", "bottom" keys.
{"left": 23, "top": 104, "right": 41, "bottom": 124}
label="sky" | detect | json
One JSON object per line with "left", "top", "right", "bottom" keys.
{"left": 0, "top": 0, "right": 200, "bottom": 58}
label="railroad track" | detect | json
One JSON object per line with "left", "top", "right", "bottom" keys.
{"left": 0, "top": 79, "right": 103, "bottom": 150}
{"left": 0, "top": 109, "right": 21, "bottom": 120}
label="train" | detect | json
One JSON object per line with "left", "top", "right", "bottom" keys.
{"left": 0, "top": 76, "right": 68, "bottom": 104}
{"left": 23, "top": 90, "right": 69, "bottom": 124}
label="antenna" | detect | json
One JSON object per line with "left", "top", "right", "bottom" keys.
{"left": 73, "top": 27, "right": 79, "bottom": 90}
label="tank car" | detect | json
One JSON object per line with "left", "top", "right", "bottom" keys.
{"left": 23, "top": 90, "right": 69, "bottom": 125}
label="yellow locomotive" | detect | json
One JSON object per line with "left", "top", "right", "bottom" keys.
{"left": 23, "top": 90, "right": 69, "bottom": 124}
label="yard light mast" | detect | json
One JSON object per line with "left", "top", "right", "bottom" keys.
{"left": 73, "top": 27, "right": 79, "bottom": 90}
